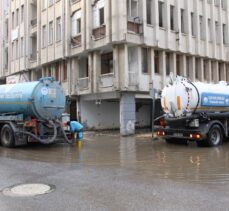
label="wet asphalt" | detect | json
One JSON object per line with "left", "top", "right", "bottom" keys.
{"left": 0, "top": 134, "right": 229, "bottom": 210}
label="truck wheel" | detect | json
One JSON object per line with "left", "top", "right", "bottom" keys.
{"left": 207, "top": 125, "right": 223, "bottom": 147}
{"left": 1, "top": 124, "right": 15, "bottom": 148}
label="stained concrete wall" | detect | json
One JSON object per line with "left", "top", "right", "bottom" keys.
{"left": 80, "top": 100, "right": 120, "bottom": 130}
{"left": 79, "top": 98, "right": 151, "bottom": 131}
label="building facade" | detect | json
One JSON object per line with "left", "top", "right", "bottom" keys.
{"left": 0, "top": 0, "right": 229, "bottom": 135}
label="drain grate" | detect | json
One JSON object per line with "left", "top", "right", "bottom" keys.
{"left": 2, "top": 183, "right": 55, "bottom": 197}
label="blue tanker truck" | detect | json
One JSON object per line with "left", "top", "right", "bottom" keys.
{"left": 0, "top": 77, "right": 72, "bottom": 147}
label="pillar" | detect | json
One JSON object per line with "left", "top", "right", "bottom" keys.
{"left": 120, "top": 93, "right": 136, "bottom": 136}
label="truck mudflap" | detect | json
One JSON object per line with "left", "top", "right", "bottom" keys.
{"left": 154, "top": 126, "right": 206, "bottom": 141}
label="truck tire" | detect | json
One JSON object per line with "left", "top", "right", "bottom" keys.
{"left": 206, "top": 125, "right": 223, "bottom": 147}
{"left": 1, "top": 124, "right": 15, "bottom": 148}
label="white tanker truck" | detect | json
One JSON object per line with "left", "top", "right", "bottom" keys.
{"left": 155, "top": 75, "right": 229, "bottom": 147}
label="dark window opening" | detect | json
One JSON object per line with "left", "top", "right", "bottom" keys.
{"left": 101, "top": 52, "right": 113, "bottom": 75}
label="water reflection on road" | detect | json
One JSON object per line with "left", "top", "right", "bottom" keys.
{"left": 1, "top": 134, "right": 229, "bottom": 184}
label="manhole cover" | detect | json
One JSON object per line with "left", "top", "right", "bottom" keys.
{"left": 2, "top": 183, "right": 55, "bottom": 197}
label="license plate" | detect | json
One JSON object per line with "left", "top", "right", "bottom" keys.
{"left": 174, "top": 133, "right": 183, "bottom": 137}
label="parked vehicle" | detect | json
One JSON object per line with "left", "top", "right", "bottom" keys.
{"left": 155, "top": 75, "right": 229, "bottom": 147}
{"left": 0, "top": 77, "right": 72, "bottom": 147}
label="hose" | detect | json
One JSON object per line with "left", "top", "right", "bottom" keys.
{"left": 188, "top": 81, "right": 200, "bottom": 115}
{"left": 55, "top": 120, "right": 74, "bottom": 144}
{"left": 17, "top": 120, "right": 57, "bottom": 145}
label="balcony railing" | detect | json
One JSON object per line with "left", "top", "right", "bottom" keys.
{"left": 127, "top": 20, "right": 142, "bottom": 34}
{"left": 31, "top": 18, "right": 37, "bottom": 27}
{"left": 99, "top": 73, "right": 114, "bottom": 88}
{"left": 92, "top": 25, "right": 106, "bottom": 40}
{"left": 71, "top": 34, "right": 82, "bottom": 47}
{"left": 78, "top": 77, "right": 89, "bottom": 90}
{"left": 129, "top": 72, "right": 138, "bottom": 86}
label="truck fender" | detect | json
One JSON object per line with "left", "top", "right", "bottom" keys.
{"left": 201, "top": 120, "right": 226, "bottom": 138}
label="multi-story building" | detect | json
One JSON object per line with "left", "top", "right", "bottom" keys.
{"left": 0, "top": 0, "right": 229, "bottom": 135}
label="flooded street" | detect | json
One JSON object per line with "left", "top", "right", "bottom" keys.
{"left": 0, "top": 134, "right": 229, "bottom": 210}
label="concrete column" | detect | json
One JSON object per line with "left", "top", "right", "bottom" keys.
{"left": 88, "top": 53, "right": 93, "bottom": 92}
{"left": 226, "top": 65, "right": 229, "bottom": 82}
{"left": 150, "top": 48, "right": 155, "bottom": 83}
{"left": 159, "top": 51, "right": 166, "bottom": 87}
{"left": 113, "top": 45, "right": 119, "bottom": 90}
{"left": 213, "top": 61, "right": 219, "bottom": 83}
{"left": 188, "top": 56, "right": 195, "bottom": 81}
{"left": 42, "top": 68, "right": 46, "bottom": 77}
{"left": 206, "top": 60, "right": 212, "bottom": 82}
{"left": 169, "top": 53, "right": 177, "bottom": 76}
{"left": 220, "top": 63, "right": 226, "bottom": 81}
{"left": 180, "top": 55, "right": 187, "bottom": 77}
{"left": 105, "top": 0, "right": 112, "bottom": 44}
{"left": 120, "top": 93, "right": 136, "bottom": 136}
{"left": 198, "top": 58, "right": 204, "bottom": 82}
{"left": 93, "top": 51, "right": 101, "bottom": 93}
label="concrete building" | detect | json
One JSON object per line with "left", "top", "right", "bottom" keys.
{"left": 0, "top": 0, "right": 229, "bottom": 135}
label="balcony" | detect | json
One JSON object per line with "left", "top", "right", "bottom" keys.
{"left": 71, "top": 34, "right": 82, "bottom": 47}
{"left": 92, "top": 25, "right": 106, "bottom": 40}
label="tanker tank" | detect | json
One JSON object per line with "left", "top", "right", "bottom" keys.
{"left": 0, "top": 77, "right": 65, "bottom": 120}
{"left": 161, "top": 76, "right": 229, "bottom": 118}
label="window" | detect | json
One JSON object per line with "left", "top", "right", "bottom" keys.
{"left": 176, "top": 55, "right": 180, "bottom": 75}
{"left": 191, "top": 12, "right": 196, "bottom": 36}
{"left": 142, "top": 48, "right": 150, "bottom": 74}
{"left": 101, "top": 52, "right": 113, "bottom": 74}
{"left": 181, "top": 9, "right": 185, "bottom": 33}
{"left": 42, "top": 25, "right": 47, "bottom": 47}
{"left": 170, "top": 5, "right": 175, "bottom": 30}
{"left": 223, "top": 24, "right": 227, "bottom": 45}
{"left": 21, "top": 5, "right": 24, "bottom": 23}
{"left": 12, "top": 12, "right": 14, "bottom": 28}
{"left": 158, "top": 1, "right": 164, "bottom": 27}
{"left": 15, "top": 40, "right": 18, "bottom": 59}
{"left": 199, "top": 15, "right": 204, "bottom": 40}
{"left": 154, "top": 50, "right": 160, "bottom": 74}
{"left": 72, "top": 10, "right": 82, "bottom": 36}
{"left": 99, "top": 7, "right": 104, "bottom": 25}
{"left": 93, "top": 0, "right": 105, "bottom": 28}
{"left": 16, "top": 8, "right": 19, "bottom": 27}
{"left": 12, "top": 42, "right": 14, "bottom": 60}
{"left": 127, "top": 0, "right": 138, "bottom": 18}
{"left": 21, "top": 37, "right": 24, "bottom": 57}
{"left": 63, "top": 61, "right": 68, "bottom": 81}
{"left": 166, "top": 53, "right": 170, "bottom": 76}
{"left": 49, "top": 21, "right": 53, "bottom": 44}
{"left": 208, "top": 19, "right": 213, "bottom": 41}
{"left": 56, "top": 17, "right": 61, "bottom": 41}
{"left": 147, "top": 0, "right": 153, "bottom": 25}
{"left": 215, "top": 21, "right": 220, "bottom": 44}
